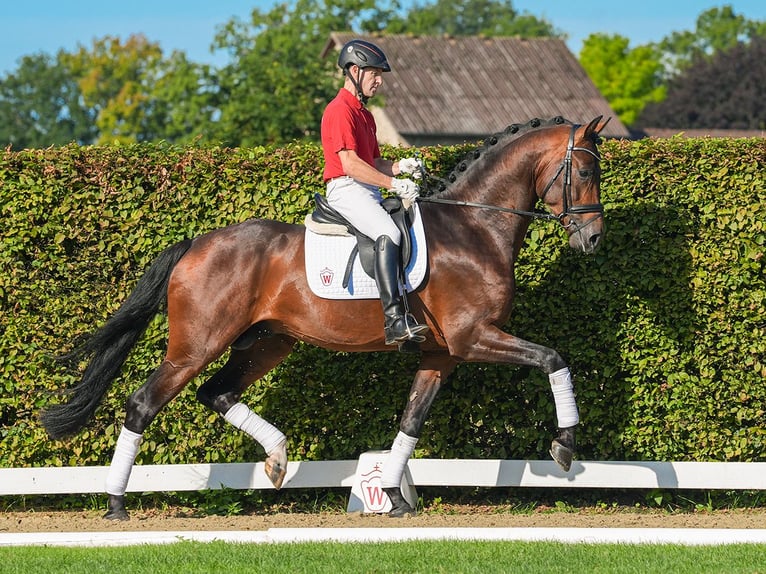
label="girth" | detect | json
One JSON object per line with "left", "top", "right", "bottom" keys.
{"left": 311, "top": 193, "right": 415, "bottom": 288}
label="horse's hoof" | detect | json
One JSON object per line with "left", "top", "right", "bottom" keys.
{"left": 388, "top": 503, "right": 416, "bottom": 518}
{"left": 103, "top": 494, "right": 129, "bottom": 521}
{"left": 384, "top": 487, "right": 416, "bottom": 518}
{"left": 550, "top": 426, "right": 576, "bottom": 472}
{"left": 264, "top": 441, "right": 288, "bottom": 489}
{"left": 549, "top": 439, "right": 573, "bottom": 472}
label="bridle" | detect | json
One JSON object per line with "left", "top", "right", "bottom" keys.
{"left": 417, "top": 123, "right": 603, "bottom": 228}
{"left": 539, "top": 123, "right": 603, "bottom": 222}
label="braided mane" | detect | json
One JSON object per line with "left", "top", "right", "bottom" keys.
{"left": 425, "top": 116, "right": 573, "bottom": 195}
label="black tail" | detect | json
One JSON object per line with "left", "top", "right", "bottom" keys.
{"left": 40, "top": 239, "right": 193, "bottom": 439}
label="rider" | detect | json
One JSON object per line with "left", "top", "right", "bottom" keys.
{"left": 321, "top": 39, "right": 429, "bottom": 346}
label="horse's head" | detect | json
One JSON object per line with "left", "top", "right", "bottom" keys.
{"left": 537, "top": 116, "right": 608, "bottom": 254}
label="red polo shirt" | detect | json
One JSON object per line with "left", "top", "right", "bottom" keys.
{"left": 321, "top": 88, "right": 380, "bottom": 182}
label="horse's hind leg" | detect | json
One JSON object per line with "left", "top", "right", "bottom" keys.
{"left": 382, "top": 353, "right": 457, "bottom": 517}
{"left": 196, "top": 334, "right": 296, "bottom": 490}
{"left": 104, "top": 359, "right": 206, "bottom": 521}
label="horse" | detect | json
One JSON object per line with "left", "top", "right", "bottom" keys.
{"left": 40, "top": 115, "right": 608, "bottom": 520}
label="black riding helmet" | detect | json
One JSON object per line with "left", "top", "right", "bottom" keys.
{"left": 338, "top": 39, "right": 390, "bottom": 104}
{"left": 338, "top": 39, "right": 391, "bottom": 73}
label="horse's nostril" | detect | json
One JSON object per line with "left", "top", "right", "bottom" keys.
{"left": 590, "top": 234, "right": 601, "bottom": 247}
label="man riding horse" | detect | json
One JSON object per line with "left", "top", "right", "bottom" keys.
{"left": 320, "top": 39, "right": 429, "bottom": 347}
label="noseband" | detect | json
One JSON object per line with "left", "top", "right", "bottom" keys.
{"left": 419, "top": 123, "right": 604, "bottom": 227}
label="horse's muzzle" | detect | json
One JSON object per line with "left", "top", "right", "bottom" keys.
{"left": 568, "top": 215, "right": 603, "bottom": 254}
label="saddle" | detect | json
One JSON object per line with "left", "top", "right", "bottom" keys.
{"left": 309, "top": 193, "right": 415, "bottom": 288}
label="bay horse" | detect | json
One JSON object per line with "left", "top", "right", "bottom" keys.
{"left": 41, "top": 115, "right": 607, "bottom": 520}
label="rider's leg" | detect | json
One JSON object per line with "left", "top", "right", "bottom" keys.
{"left": 374, "top": 235, "right": 429, "bottom": 345}
{"left": 326, "top": 178, "right": 428, "bottom": 344}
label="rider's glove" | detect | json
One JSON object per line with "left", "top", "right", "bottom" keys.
{"left": 390, "top": 178, "right": 420, "bottom": 201}
{"left": 398, "top": 157, "right": 423, "bottom": 179}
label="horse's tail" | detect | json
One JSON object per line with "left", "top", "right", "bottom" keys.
{"left": 40, "top": 239, "right": 193, "bottom": 439}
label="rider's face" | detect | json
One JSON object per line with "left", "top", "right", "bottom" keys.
{"left": 356, "top": 66, "right": 384, "bottom": 98}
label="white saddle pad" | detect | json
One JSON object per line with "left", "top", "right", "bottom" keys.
{"left": 305, "top": 204, "right": 428, "bottom": 300}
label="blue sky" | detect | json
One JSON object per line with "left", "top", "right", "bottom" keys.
{"left": 2, "top": 1, "right": 766, "bottom": 75}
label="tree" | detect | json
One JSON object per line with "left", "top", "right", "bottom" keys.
{"left": 210, "top": 0, "right": 392, "bottom": 146}
{"left": 636, "top": 36, "right": 766, "bottom": 130}
{"left": 659, "top": 5, "right": 766, "bottom": 77}
{"left": 0, "top": 0, "right": 562, "bottom": 147}
{"left": 140, "top": 52, "right": 221, "bottom": 145}
{"left": 385, "top": 0, "right": 560, "bottom": 37}
{"left": 61, "top": 34, "right": 219, "bottom": 145}
{"left": 63, "top": 35, "right": 201, "bottom": 145}
{"left": 0, "top": 53, "right": 97, "bottom": 149}
{"left": 62, "top": 35, "right": 162, "bottom": 144}
{"left": 579, "top": 34, "right": 666, "bottom": 127}
{"left": 579, "top": 6, "right": 766, "bottom": 128}
{"left": 210, "top": 0, "right": 559, "bottom": 146}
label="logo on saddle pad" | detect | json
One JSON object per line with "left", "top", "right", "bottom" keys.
{"left": 304, "top": 204, "right": 428, "bottom": 300}
{"left": 319, "top": 267, "right": 335, "bottom": 287}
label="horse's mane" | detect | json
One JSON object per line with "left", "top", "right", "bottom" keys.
{"left": 425, "top": 116, "right": 574, "bottom": 196}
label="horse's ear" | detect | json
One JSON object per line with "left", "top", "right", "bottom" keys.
{"left": 586, "top": 115, "right": 611, "bottom": 136}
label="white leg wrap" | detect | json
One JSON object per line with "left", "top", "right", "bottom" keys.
{"left": 549, "top": 367, "right": 579, "bottom": 428}
{"left": 380, "top": 431, "right": 418, "bottom": 489}
{"left": 105, "top": 426, "right": 143, "bottom": 496}
{"left": 224, "top": 402, "right": 286, "bottom": 455}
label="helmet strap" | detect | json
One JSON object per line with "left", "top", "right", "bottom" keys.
{"left": 349, "top": 66, "right": 369, "bottom": 105}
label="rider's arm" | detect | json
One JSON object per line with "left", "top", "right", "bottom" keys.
{"left": 338, "top": 149, "right": 395, "bottom": 189}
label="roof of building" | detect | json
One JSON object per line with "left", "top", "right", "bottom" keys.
{"left": 322, "top": 33, "right": 631, "bottom": 141}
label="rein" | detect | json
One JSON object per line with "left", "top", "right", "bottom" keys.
{"left": 418, "top": 194, "right": 560, "bottom": 222}
{"left": 416, "top": 124, "right": 603, "bottom": 227}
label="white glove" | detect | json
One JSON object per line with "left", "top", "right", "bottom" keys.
{"left": 398, "top": 157, "right": 423, "bottom": 179}
{"left": 390, "top": 178, "right": 420, "bottom": 201}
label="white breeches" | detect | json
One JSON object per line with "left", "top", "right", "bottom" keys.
{"left": 326, "top": 177, "right": 401, "bottom": 245}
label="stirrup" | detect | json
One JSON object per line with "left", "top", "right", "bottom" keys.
{"left": 404, "top": 313, "right": 429, "bottom": 342}
{"left": 385, "top": 315, "right": 429, "bottom": 345}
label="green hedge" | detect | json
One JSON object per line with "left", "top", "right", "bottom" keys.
{"left": 0, "top": 137, "right": 764, "bottom": 469}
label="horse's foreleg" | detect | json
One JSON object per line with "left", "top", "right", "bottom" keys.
{"left": 547, "top": 367, "right": 578, "bottom": 471}
{"left": 196, "top": 335, "right": 296, "bottom": 490}
{"left": 456, "top": 329, "right": 579, "bottom": 472}
{"left": 104, "top": 360, "right": 201, "bottom": 521}
{"left": 383, "top": 354, "right": 457, "bottom": 517}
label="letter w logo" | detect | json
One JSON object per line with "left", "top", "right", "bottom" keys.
{"left": 365, "top": 485, "right": 387, "bottom": 509}
{"left": 361, "top": 474, "right": 391, "bottom": 512}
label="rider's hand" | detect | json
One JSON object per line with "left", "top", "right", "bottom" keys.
{"left": 390, "top": 178, "right": 420, "bottom": 201}
{"left": 398, "top": 157, "right": 423, "bottom": 179}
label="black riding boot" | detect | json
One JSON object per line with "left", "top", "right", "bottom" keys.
{"left": 374, "top": 235, "right": 429, "bottom": 345}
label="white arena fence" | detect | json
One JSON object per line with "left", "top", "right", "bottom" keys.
{"left": 2, "top": 459, "right": 766, "bottom": 496}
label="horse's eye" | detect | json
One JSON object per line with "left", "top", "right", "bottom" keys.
{"left": 578, "top": 169, "right": 593, "bottom": 179}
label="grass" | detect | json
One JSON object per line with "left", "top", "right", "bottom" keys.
{"left": 1, "top": 540, "right": 765, "bottom": 574}
{"left": 3, "top": 487, "right": 766, "bottom": 574}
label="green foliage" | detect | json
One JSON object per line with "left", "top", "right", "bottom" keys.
{"left": 210, "top": 0, "right": 363, "bottom": 146}
{"left": 384, "top": 0, "right": 561, "bottom": 37}
{"left": 579, "top": 34, "right": 666, "bottom": 127}
{"left": 0, "top": 0, "right": 561, "bottom": 149}
{"left": 658, "top": 5, "right": 766, "bottom": 76}
{"left": 0, "top": 52, "right": 98, "bottom": 148}
{"left": 1, "top": 137, "right": 764, "bottom": 472}
{"left": 62, "top": 34, "right": 220, "bottom": 146}
{"left": 636, "top": 37, "right": 766, "bottom": 130}
{"left": 579, "top": 6, "right": 766, "bottom": 128}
